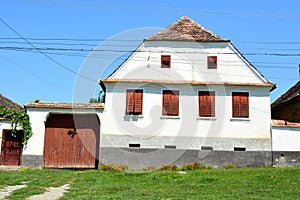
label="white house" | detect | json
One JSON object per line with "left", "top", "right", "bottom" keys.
{"left": 271, "top": 81, "right": 300, "bottom": 166}
{"left": 99, "top": 16, "right": 275, "bottom": 168}
{"left": 22, "top": 16, "right": 276, "bottom": 169}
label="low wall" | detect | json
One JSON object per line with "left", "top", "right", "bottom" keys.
{"left": 272, "top": 126, "right": 300, "bottom": 166}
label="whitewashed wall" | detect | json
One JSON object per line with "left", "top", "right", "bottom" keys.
{"left": 100, "top": 82, "right": 272, "bottom": 151}
{"left": 272, "top": 127, "right": 300, "bottom": 151}
{"left": 110, "top": 41, "right": 267, "bottom": 84}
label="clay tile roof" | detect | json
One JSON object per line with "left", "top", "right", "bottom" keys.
{"left": 272, "top": 119, "right": 300, "bottom": 128}
{"left": 271, "top": 81, "right": 300, "bottom": 122}
{"left": 24, "top": 102, "right": 104, "bottom": 110}
{"left": 145, "top": 16, "right": 229, "bottom": 42}
{"left": 272, "top": 81, "right": 300, "bottom": 109}
{"left": 0, "top": 93, "right": 24, "bottom": 111}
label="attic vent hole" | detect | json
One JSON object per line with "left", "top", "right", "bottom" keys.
{"left": 201, "top": 146, "right": 213, "bottom": 151}
{"left": 234, "top": 147, "right": 246, "bottom": 151}
{"left": 164, "top": 145, "right": 176, "bottom": 149}
{"left": 129, "top": 144, "right": 140, "bottom": 148}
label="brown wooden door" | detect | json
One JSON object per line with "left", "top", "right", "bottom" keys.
{"left": 1, "top": 130, "right": 23, "bottom": 166}
{"left": 44, "top": 114, "right": 99, "bottom": 168}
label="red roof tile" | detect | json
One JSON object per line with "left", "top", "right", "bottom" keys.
{"left": 0, "top": 93, "right": 24, "bottom": 111}
{"left": 145, "top": 16, "right": 229, "bottom": 42}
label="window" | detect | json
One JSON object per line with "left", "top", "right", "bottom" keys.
{"left": 232, "top": 92, "right": 249, "bottom": 118}
{"left": 207, "top": 56, "right": 217, "bottom": 69}
{"left": 126, "top": 89, "right": 143, "bottom": 115}
{"left": 161, "top": 55, "right": 171, "bottom": 68}
{"left": 162, "top": 90, "right": 179, "bottom": 116}
{"left": 199, "top": 91, "right": 215, "bottom": 117}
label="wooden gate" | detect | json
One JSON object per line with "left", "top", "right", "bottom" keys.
{"left": 44, "top": 114, "right": 99, "bottom": 168}
{"left": 1, "top": 130, "right": 23, "bottom": 166}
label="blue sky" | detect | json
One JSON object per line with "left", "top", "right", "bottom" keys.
{"left": 0, "top": 0, "right": 299, "bottom": 105}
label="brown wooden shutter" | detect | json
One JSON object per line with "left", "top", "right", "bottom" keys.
{"left": 207, "top": 56, "right": 217, "bottom": 69}
{"left": 161, "top": 55, "right": 171, "bottom": 68}
{"left": 126, "top": 90, "right": 134, "bottom": 113}
{"left": 240, "top": 93, "right": 249, "bottom": 118}
{"left": 208, "top": 92, "right": 215, "bottom": 117}
{"left": 232, "top": 92, "right": 249, "bottom": 118}
{"left": 134, "top": 90, "right": 143, "bottom": 114}
{"left": 163, "top": 91, "right": 170, "bottom": 115}
{"left": 199, "top": 91, "right": 215, "bottom": 117}
{"left": 199, "top": 91, "right": 207, "bottom": 117}
{"left": 232, "top": 93, "right": 240, "bottom": 117}
{"left": 170, "top": 91, "right": 179, "bottom": 116}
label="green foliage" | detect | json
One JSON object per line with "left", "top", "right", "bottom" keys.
{"left": 0, "top": 106, "right": 33, "bottom": 145}
{"left": 225, "top": 162, "right": 236, "bottom": 169}
{"left": 89, "top": 90, "right": 105, "bottom": 103}
{"left": 99, "top": 163, "right": 128, "bottom": 172}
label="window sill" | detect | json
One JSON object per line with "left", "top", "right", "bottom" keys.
{"left": 197, "top": 117, "right": 217, "bottom": 121}
{"left": 230, "top": 118, "right": 250, "bottom": 122}
{"left": 124, "top": 115, "right": 144, "bottom": 120}
{"left": 160, "top": 116, "right": 180, "bottom": 119}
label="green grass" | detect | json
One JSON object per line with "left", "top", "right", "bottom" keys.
{"left": 0, "top": 167, "right": 299, "bottom": 199}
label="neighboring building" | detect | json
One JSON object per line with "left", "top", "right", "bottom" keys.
{"left": 99, "top": 16, "right": 275, "bottom": 168}
{"left": 0, "top": 94, "right": 24, "bottom": 166}
{"left": 23, "top": 102, "right": 103, "bottom": 168}
{"left": 271, "top": 81, "right": 300, "bottom": 166}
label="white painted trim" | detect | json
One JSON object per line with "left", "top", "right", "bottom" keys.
{"left": 160, "top": 116, "right": 180, "bottom": 119}
{"left": 109, "top": 43, "right": 144, "bottom": 79}
{"left": 230, "top": 118, "right": 250, "bottom": 122}
{"left": 197, "top": 117, "right": 217, "bottom": 121}
{"left": 228, "top": 42, "right": 269, "bottom": 84}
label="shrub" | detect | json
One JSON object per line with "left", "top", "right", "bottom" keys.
{"left": 225, "top": 162, "right": 236, "bottom": 169}
{"left": 99, "top": 163, "right": 128, "bottom": 172}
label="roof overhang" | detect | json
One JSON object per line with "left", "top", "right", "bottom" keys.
{"left": 101, "top": 78, "right": 275, "bottom": 88}
{"left": 24, "top": 102, "right": 104, "bottom": 110}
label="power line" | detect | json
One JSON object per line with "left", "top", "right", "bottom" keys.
{"left": 0, "top": 18, "right": 98, "bottom": 83}
{"left": 0, "top": 55, "right": 72, "bottom": 95}
{"left": 0, "top": 46, "right": 300, "bottom": 56}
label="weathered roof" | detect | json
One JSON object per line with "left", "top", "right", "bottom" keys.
{"left": 24, "top": 102, "right": 104, "bottom": 110}
{"left": 272, "top": 119, "right": 300, "bottom": 128}
{"left": 0, "top": 93, "right": 24, "bottom": 111}
{"left": 272, "top": 81, "right": 300, "bottom": 108}
{"left": 145, "top": 16, "right": 229, "bottom": 42}
{"left": 271, "top": 81, "right": 300, "bottom": 122}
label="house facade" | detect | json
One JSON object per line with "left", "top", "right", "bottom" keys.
{"left": 271, "top": 81, "right": 300, "bottom": 166}
{"left": 99, "top": 16, "right": 275, "bottom": 168}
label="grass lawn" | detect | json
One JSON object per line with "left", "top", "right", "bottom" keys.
{"left": 0, "top": 167, "right": 299, "bottom": 199}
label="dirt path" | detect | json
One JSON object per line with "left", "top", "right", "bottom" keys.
{"left": 0, "top": 184, "right": 27, "bottom": 199}
{"left": 0, "top": 183, "right": 69, "bottom": 200}
{"left": 26, "top": 184, "right": 70, "bottom": 200}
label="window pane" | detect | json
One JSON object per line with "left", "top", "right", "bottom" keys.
{"left": 161, "top": 55, "right": 171, "bottom": 68}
